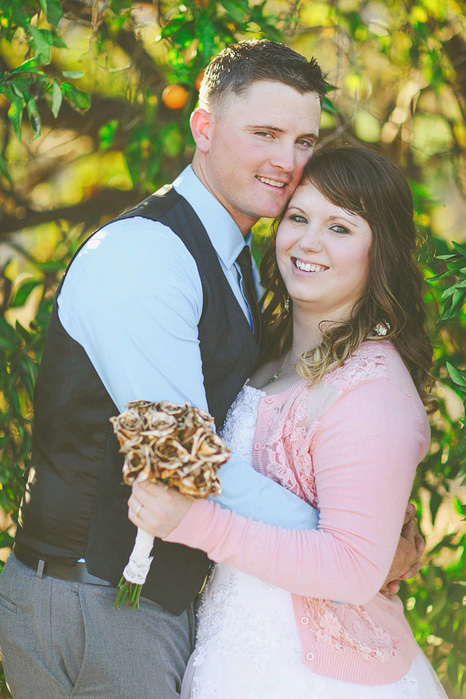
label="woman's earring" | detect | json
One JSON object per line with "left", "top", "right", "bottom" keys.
{"left": 374, "top": 320, "right": 390, "bottom": 336}
{"left": 284, "top": 295, "right": 290, "bottom": 314}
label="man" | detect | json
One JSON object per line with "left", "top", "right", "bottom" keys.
{"left": 0, "top": 40, "right": 421, "bottom": 698}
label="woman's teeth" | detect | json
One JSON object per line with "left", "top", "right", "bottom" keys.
{"left": 295, "top": 259, "right": 327, "bottom": 272}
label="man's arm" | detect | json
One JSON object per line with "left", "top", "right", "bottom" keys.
{"left": 58, "top": 217, "right": 318, "bottom": 530}
{"left": 382, "top": 504, "right": 424, "bottom": 594}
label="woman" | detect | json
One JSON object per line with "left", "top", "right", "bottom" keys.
{"left": 130, "top": 147, "right": 447, "bottom": 697}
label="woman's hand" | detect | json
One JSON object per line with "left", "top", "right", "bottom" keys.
{"left": 128, "top": 480, "right": 194, "bottom": 538}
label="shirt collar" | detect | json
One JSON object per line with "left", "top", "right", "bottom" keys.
{"left": 173, "top": 165, "right": 252, "bottom": 268}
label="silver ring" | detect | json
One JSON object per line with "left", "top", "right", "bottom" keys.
{"left": 135, "top": 502, "right": 143, "bottom": 516}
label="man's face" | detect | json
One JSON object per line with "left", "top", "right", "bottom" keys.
{"left": 197, "top": 80, "right": 321, "bottom": 233}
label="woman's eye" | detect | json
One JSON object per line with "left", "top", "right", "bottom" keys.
{"left": 331, "top": 224, "right": 350, "bottom": 234}
{"left": 289, "top": 214, "right": 308, "bottom": 223}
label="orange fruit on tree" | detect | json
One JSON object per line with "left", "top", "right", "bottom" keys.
{"left": 162, "top": 84, "right": 189, "bottom": 110}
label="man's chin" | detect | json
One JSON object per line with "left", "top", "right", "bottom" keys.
{"left": 255, "top": 202, "right": 288, "bottom": 219}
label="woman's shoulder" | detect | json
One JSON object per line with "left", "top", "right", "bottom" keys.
{"left": 323, "top": 340, "right": 418, "bottom": 400}
{"left": 322, "top": 340, "right": 388, "bottom": 390}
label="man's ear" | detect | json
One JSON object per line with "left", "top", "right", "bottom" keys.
{"left": 190, "top": 108, "right": 212, "bottom": 154}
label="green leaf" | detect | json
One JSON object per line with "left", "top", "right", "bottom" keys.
{"left": 28, "top": 26, "right": 52, "bottom": 64}
{"left": 453, "top": 497, "right": 465, "bottom": 517}
{"left": 0, "top": 318, "right": 19, "bottom": 351}
{"left": 452, "top": 241, "right": 466, "bottom": 257}
{"left": 61, "top": 82, "right": 91, "bottom": 112}
{"left": 7, "top": 97, "right": 23, "bottom": 139}
{"left": 39, "top": 0, "right": 63, "bottom": 28}
{"left": 0, "top": 151, "right": 11, "bottom": 183}
{"left": 26, "top": 97, "right": 41, "bottom": 138}
{"left": 62, "top": 70, "right": 84, "bottom": 79}
{"left": 161, "top": 123, "right": 182, "bottom": 157}
{"left": 220, "top": 0, "right": 246, "bottom": 24}
{"left": 51, "top": 79, "right": 62, "bottom": 117}
{"left": 99, "top": 120, "right": 119, "bottom": 150}
{"left": 426, "top": 272, "right": 447, "bottom": 282}
{"left": 0, "top": 532, "right": 14, "bottom": 549}
{"left": 450, "top": 288, "right": 465, "bottom": 313}
{"left": 429, "top": 490, "right": 442, "bottom": 526}
{"left": 441, "top": 286, "right": 456, "bottom": 299}
{"left": 10, "top": 58, "right": 41, "bottom": 75}
{"left": 322, "top": 96, "right": 338, "bottom": 113}
{"left": 10, "top": 280, "right": 40, "bottom": 308}
{"left": 52, "top": 34, "right": 67, "bottom": 49}
{"left": 446, "top": 362, "right": 466, "bottom": 389}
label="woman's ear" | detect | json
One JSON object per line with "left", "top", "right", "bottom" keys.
{"left": 190, "top": 108, "right": 212, "bottom": 154}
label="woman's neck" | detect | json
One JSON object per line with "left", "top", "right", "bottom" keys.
{"left": 289, "top": 312, "right": 322, "bottom": 359}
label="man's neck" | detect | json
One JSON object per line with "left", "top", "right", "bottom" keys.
{"left": 191, "top": 157, "right": 258, "bottom": 237}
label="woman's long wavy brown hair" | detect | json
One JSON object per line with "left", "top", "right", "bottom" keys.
{"left": 260, "top": 146, "right": 435, "bottom": 408}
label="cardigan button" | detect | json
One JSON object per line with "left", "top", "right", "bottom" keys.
{"left": 300, "top": 616, "right": 309, "bottom": 625}
{"left": 253, "top": 442, "right": 261, "bottom": 450}
{"left": 265, "top": 396, "right": 274, "bottom": 404}
{"left": 305, "top": 652, "right": 314, "bottom": 661}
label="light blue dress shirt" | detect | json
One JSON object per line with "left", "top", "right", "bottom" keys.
{"left": 58, "top": 165, "right": 319, "bottom": 530}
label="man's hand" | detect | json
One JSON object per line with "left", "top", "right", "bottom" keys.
{"left": 381, "top": 503, "right": 425, "bottom": 595}
{"left": 128, "top": 480, "right": 193, "bottom": 539}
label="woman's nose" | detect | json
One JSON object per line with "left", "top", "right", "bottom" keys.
{"left": 299, "top": 226, "right": 324, "bottom": 252}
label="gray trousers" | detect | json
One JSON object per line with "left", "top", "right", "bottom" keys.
{"left": 0, "top": 553, "right": 195, "bottom": 698}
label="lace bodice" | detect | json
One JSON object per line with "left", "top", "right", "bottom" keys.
{"left": 220, "top": 383, "right": 263, "bottom": 462}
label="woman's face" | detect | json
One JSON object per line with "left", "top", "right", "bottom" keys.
{"left": 276, "top": 181, "right": 373, "bottom": 322}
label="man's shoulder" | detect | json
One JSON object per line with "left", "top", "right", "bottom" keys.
{"left": 60, "top": 215, "right": 202, "bottom": 307}
{"left": 75, "top": 216, "right": 196, "bottom": 268}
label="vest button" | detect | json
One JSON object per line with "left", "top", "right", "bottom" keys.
{"left": 265, "top": 396, "right": 274, "bottom": 404}
{"left": 306, "top": 651, "right": 314, "bottom": 661}
{"left": 253, "top": 442, "right": 261, "bottom": 450}
{"left": 300, "top": 616, "right": 309, "bottom": 625}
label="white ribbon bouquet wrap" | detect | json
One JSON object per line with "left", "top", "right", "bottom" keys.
{"left": 110, "top": 400, "right": 228, "bottom": 609}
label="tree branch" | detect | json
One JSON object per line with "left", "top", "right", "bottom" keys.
{"left": 0, "top": 187, "right": 138, "bottom": 239}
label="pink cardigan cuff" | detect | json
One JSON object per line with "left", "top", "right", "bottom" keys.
{"left": 164, "top": 499, "right": 214, "bottom": 550}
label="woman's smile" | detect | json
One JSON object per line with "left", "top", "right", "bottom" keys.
{"left": 292, "top": 257, "right": 329, "bottom": 274}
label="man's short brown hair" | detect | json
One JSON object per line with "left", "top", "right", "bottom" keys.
{"left": 199, "top": 39, "right": 328, "bottom": 110}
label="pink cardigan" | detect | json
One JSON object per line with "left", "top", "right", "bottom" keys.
{"left": 165, "top": 341, "right": 430, "bottom": 685}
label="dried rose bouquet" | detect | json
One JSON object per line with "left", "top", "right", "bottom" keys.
{"left": 110, "top": 400, "right": 228, "bottom": 609}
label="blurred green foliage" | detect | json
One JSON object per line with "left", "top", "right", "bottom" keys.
{"left": 0, "top": 1, "right": 465, "bottom": 697}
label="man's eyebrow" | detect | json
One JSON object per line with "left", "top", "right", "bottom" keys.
{"left": 247, "top": 125, "right": 318, "bottom": 141}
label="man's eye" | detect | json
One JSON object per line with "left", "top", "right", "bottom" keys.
{"left": 331, "top": 224, "right": 350, "bottom": 234}
{"left": 255, "top": 131, "right": 273, "bottom": 138}
{"left": 297, "top": 139, "right": 314, "bottom": 149}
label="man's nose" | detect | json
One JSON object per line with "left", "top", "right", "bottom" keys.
{"left": 270, "top": 142, "right": 296, "bottom": 172}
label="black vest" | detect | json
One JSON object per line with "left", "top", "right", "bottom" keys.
{"left": 16, "top": 186, "right": 260, "bottom": 615}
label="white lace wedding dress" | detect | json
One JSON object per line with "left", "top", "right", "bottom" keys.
{"left": 181, "top": 384, "right": 447, "bottom": 698}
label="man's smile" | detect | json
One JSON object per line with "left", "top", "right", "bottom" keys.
{"left": 256, "top": 176, "right": 288, "bottom": 189}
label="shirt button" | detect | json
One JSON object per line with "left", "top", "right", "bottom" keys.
{"left": 300, "top": 616, "right": 309, "bottom": 625}
{"left": 253, "top": 442, "right": 261, "bottom": 450}
{"left": 306, "top": 652, "right": 314, "bottom": 661}
{"left": 265, "top": 396, "right": 274, "bottom": 404}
